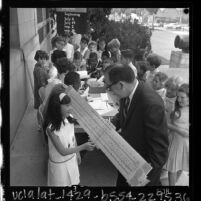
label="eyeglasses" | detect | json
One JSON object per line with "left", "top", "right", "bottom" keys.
{"left": 104, "top": 81, "right": 118, "bottom": 91}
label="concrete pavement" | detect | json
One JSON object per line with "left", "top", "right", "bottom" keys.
{"left": 10, "top": 101, "right": 48, "bottom": 186}
{"left": 151, "top": 29, "right": 189, "bottom": 65}
{"left": 159, "top": 65, "right": 189, "bottom": 83}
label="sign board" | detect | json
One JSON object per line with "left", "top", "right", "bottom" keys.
{"left": 56, "top": 8, "right": 87, "bottom": 35}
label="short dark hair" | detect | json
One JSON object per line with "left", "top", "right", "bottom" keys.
{"left": 89, "top": 52, "right": 98, "bottom": 60}
{"left": 74, "top": 51, "right": 82, "bottom": 60}
{"left": 136, "top": 61, "right": 149, "bottom": 73}
{"left": 64, "top": 72, "right": 81, "bottom": 91}
{"left": 102, "top": 50, "right": 110, "bottom": 59}
{"left": 146, "top": 53, "right": 161, "bottom": 68}
{"left": 81, "top": 36, "right": 89, "bottom": 44}
{"left": 51, "top": 50, "right": 67, "bottom": 64}
{"left": 121, "top": 49, "right": 133, "bottom": 60}
{"left": 107, "top": 64, "right": 135, "bottom": 84}
{"left": 34, "top": 50, "right": 49, "bottom": 61}
{"left": 55, "top": 57, "right": 74, "bottom": 74}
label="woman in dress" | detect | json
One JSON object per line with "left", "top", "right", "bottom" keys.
{"left": 164, "top": 77, "right": 180, "bottom": 123}
{"left": 44, "top": 85, "right": 95, "bottom": 186}
{"left": 164, "top": 83, "right": 189, "bottom": 186}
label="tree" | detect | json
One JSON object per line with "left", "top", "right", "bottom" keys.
{"left": 86, "top": 8, "right": 152, "bottom": 60}
{"left": 87, "top": 8, "right": 112, "bottom": 39}
{"left": 176, "top": 8, "right": 183, "bottom": 24}
{"left": 146, "top": 8, "right": 159, "bottom": 29}
{"left": 103, "top": 19, "right": 152, "bottom": 61}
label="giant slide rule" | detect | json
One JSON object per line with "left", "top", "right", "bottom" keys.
{"left": 66, "top": 87, "right": 152, "bottom": 186}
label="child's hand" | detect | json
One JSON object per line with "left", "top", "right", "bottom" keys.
{"left": 77, "top": 152, "right": 81, "bottom": 165}
{"left": 83, "top": 141, "right": 95, "bottom": 151}
{"left": 88, "top": 139, "right": 100, "bottom": 150}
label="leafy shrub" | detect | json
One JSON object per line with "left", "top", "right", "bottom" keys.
{"left": 100, "top": 19, "right": 152, "bottom": 62}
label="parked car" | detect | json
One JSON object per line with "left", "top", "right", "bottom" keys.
{"left": 154, "top": 22, "right": 163, "bottom": 27}
{"left": 164, "top": 23, "right": 181, "bottom": 30}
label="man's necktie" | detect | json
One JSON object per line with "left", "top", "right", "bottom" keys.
{"left": 122, "top": 97, "right": 130, "bottom": 124}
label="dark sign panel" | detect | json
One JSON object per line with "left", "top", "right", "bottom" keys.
{"left": 56, "top": 11, "right": 87, "bottom": 35}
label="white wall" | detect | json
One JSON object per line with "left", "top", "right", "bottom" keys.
{"left": 10, "top": 8, "right": 52, "bottom": 145}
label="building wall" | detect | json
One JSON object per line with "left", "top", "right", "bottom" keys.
{"left": 10, "top": 8, "right": 53, "bottom": 145}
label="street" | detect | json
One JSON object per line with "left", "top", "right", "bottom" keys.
{"left": 151, "top": 29, "right": 188, "bottom": 61}
{"left": 151, "top": 29, "right": 189, "bottom": 83}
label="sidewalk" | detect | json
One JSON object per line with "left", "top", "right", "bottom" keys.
{"left": 10, "top": 101, "right": 48, "bottom": 186}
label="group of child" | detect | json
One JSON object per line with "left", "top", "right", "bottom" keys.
{"left": 33, "top": 48, "right": 96, "bottom": 186}
{"left": 33, "top": 33, "right": 189, "bottom": 186}
{"left": 137, "top": 53, "right": 189, "bottom": 186}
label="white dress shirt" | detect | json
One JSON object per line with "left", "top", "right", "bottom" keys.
{"left": 129, "top": 62, "right": 138, "bottom": 78}
{"left": 64, "top": 43, "right": 74, "bottom": 62}
{"left": 128, "top": 79, "right": 139, "bottom": 109}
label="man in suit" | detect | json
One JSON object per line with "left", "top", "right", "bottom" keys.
{"left": 103, "top": 64, "right": 169, "bottom": 186}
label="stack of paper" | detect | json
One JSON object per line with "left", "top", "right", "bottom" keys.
{"left": 77, "top": 71, "right": 89, "bottom": 79}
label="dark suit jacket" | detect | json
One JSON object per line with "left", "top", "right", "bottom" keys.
{"left": 112, "top": 81, "right": 169, "bottom": 186}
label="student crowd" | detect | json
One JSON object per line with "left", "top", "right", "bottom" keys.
{"left": 33, "top": 31, "right": 189, "bottom": 187}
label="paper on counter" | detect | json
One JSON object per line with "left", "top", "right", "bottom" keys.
{"left": 77, "top": 70, "right": 89, "bottom": 79}
{"left": 65, "top": 87, "right": 152, "bottom": 186}
{"left": 100, "top": 93, "right": 108, "bottom": 101}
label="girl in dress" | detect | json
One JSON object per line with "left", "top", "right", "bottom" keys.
{"left": 164, "top": 77, "right": 179, "bottom": 123}
{"left": 160, "top": 77, "right": 179, "bottom": 180}
{"left": 164, "top": 83, "right": 189, "bottom": 186}
{"left": 44, "top": 85, "right": 95, "bottom": 186}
